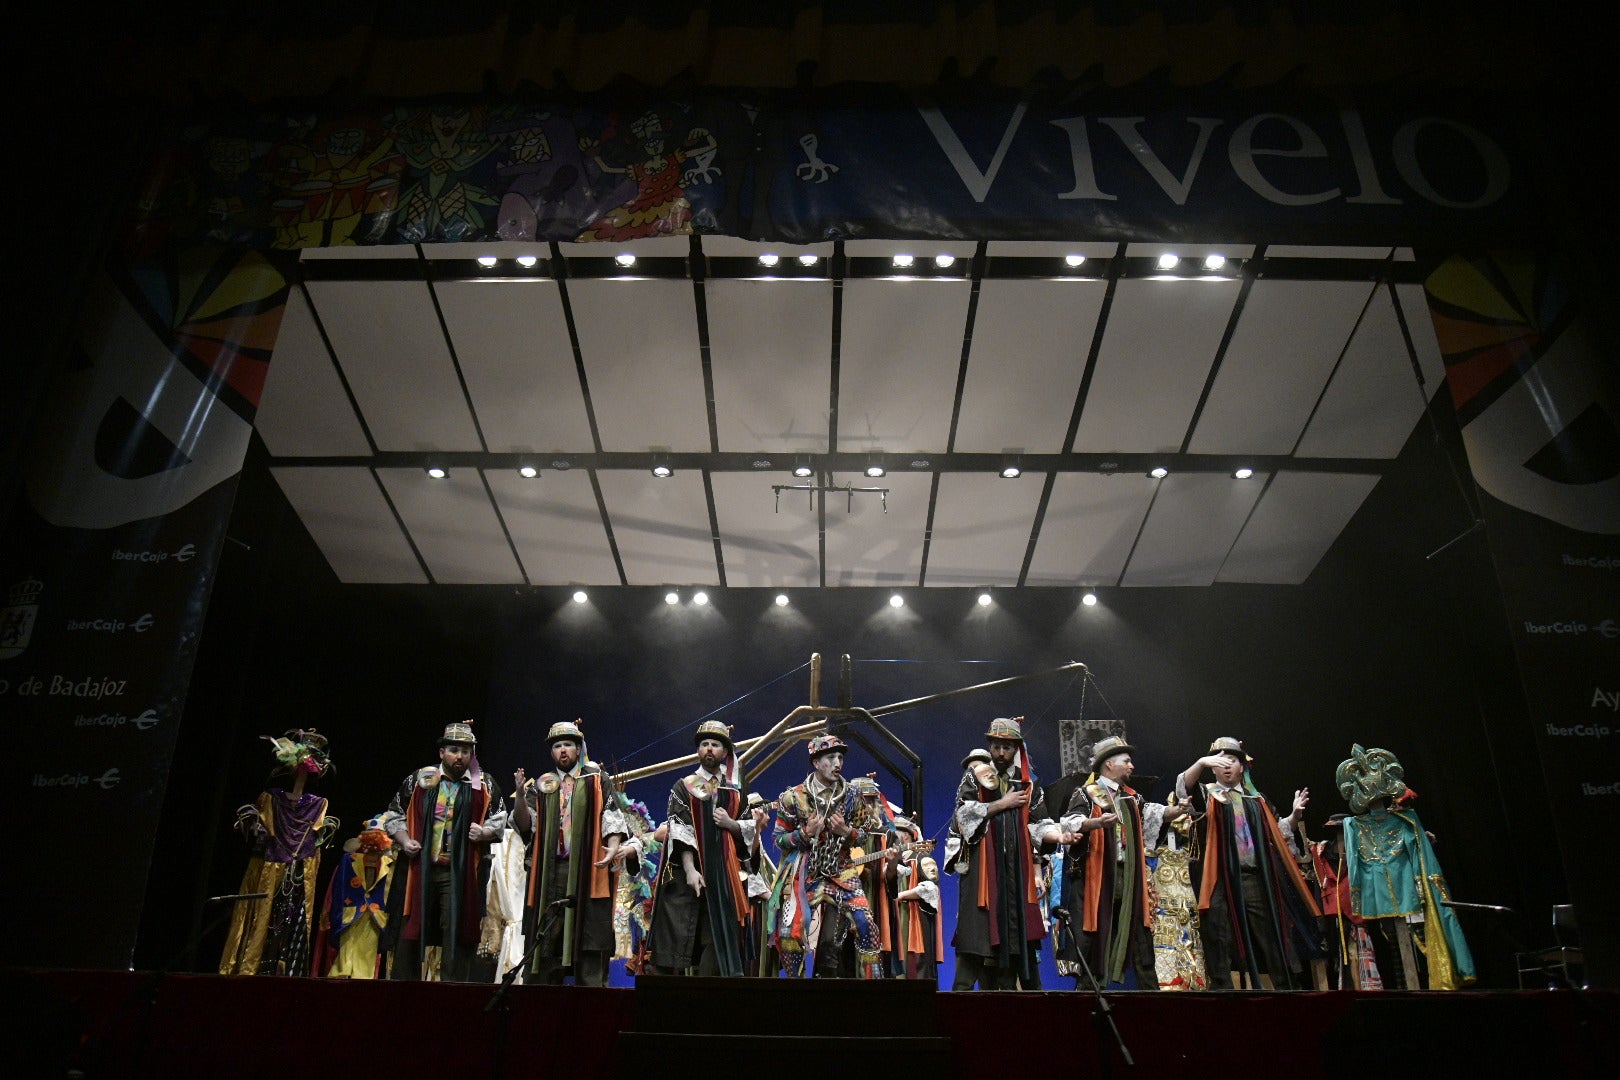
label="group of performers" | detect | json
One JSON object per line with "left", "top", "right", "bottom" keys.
{"left": 218, "top": 716, "right": 1474, "bottom": 991}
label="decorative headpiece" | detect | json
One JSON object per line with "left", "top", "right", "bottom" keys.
{"left": 849, "top": 775, "right": 881, "bottom": 798}
{"left": 1335, "top": 744, "right": 1406, "bottom": 815}
{"left": 985, "top": 716, "right": 1025, "bottom": 742}
{"left": 807, "top": 733, "right": 848, "bottom": 760}
{"left": 694, "top": 720, "right": 734, "bottom": 751}
{"left": 1089, "top": 735, "right": 1136, "bottom": 771}
{"left": 1208, "top": 736, "right": 1249, "bottom": 761}
{"left": 438, "top": 720, "right": 477, "bottom": 746}
{"left": 263, "top": 728, "right": 331, "bottom": 776}
{"left": 547, "top": 720, "right": 585, "bottom": 746}
{"left": 344, "top": 814, "right": 394, "bottom": 854}
{"left": 961, "top": 748, "right": 992, "bottom": 769}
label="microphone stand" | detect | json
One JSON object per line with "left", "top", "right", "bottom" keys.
{"left": 487, "top": 898, "right": 571, "bottom": 1076}
{"left": 1054, "top": 908, "right": 1134, "bottom": 1075}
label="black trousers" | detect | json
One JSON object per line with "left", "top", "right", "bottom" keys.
{"left": 1203, "top": 867, "right": 1294, "bottom": 989}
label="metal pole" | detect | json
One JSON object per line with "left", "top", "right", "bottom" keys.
{"left": 866, "top": 660, "right": 1088, "bottom": 717}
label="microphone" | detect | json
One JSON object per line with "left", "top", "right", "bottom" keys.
{"left": 206, "top": 892, "right": 268, "bottom": 904}
{"left": 1441, "top": 900, "right": 1514, "bottom": 915}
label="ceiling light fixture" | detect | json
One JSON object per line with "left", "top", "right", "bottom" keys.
{"left": 519, "top": 465, "right": 539, "bottom": 478}
{"left": 425, "top": 466, "right": 448, "bottom": 479}
{"left": 892, "top": 254, "right": 915, "bottom": 268}
{"left": 615, "top": 253, "right": 637, "bottom": 268}
{"left": 476, "top": 255, "right": 498, "bottom": 268}
{"left": 1064, "top": 254, "right": 1087, "bottom": 268}
{"left": 651, "top": 463, "right": 673, "bottom": 479}
{"left": 865, "top": 464, "right": 886, "bottom": 478}
{"left": 664, "top": 591, "right": 679, "bottom": 605}
{"left": 909, "top": 459, "right": 931, "bottom": 470}
{"left": 1000, "top": 464, "right": 1022, "bottom": 479}
{"left": 758, "top": 253, "right": 780, "bottom": 267}
{"left": 793, "top": 462, "right": 814, "bottom": 478}
{"left": 934, "top": 253, "right": 956, "bottom": 268}
{"left": 516, "top": 254, "right": 539, "bottom": 268}
{"left": 775, "top": 593, "right": 790, "bottom": 607}
{"left": 692, "top": 591, "right": 710, "bottom": 606}
{"left": 1203, "top": 254, "right": 1227, "bottom": 271}
{"left": 1149, "top": 466, "right": 1168, "bottom": 479}
{"left": 977, "top": 592, "right": 992, "bottom": 607}
{"left": 1082, "top": 592, "right": 1099, "bottom": 607}
{"left": 889, "top": 594, "right": 905, "bottom": 608}
{"left": 1233, "top": 467, "right": 1254, "bottom": 479}
{"left": 572, "top": 590, "right": 588, "bottom": 604}
{"left": 1157, "top": 253, "right": 1181, "bottom": 270}
{"left": 798, "top": 254, "right": 818, "bottom": 267}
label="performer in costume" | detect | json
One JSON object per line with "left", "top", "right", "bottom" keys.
{"left": 952, "top": 717, "right": 1064, "bottom": 990}
{"left": 511, "top": 720, "right": 631, "bottom": 986}
{"left": 648, "top": 721, "right": 755, "bottom": 975}
{"left": 1056, "top": 735, "right": 1188, "bottom": 990}
{"left": 741, "top": 791, "right": 776, "bottom": 977}
{"left": 768, "top": 734, "right": 893, "bottom": 978}
{"left": 220, "top": 728, "right": 338, "bottom": 976}
{"left": 1175, "top": 737, "right": 1322, "bottom": 989}
{"left": 382, "top": 720, "right": 506, "bottom": 983}
{"left": 894, "top": 853, "right": 944, "bottom": 983}
{"left": 1146, "top": 793, "right": 1209, "bottom": 991}
{"left": 314, "top": 816, "right": 394, "bottom": 978}
{"left": 1336, "top": 745, "right": 1474, "bottom": 989}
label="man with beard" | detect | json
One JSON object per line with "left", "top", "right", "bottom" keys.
{"left": 511, "top": 720, "right": 632, "bottom": 986}
{"left": 382, "top": 721, "right": 506, "bottom": 982}
{"left": 1056, "top": 735, "right": 1188, "bottom": 990}
{"left": 647, "top": 720, "right": 754, "bottom": 975}
{"left": 953, "top": 717, "right": 1063, "bottom": 990}
{"left": 768, "top": 734, "right": 893, "bottom": 978}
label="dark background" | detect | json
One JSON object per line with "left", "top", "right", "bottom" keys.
{"left": 136, "top": 397, "right": 1555, "bottom": 988}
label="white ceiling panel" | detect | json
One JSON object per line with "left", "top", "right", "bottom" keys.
{"left": 597, "top": 470, "right": 719, "bottom": 585}
{"left": 434, "top": 280, "right": 595, "bottom": 453}
{"left": 567, "top": 279, "right": 709, "bottom": 452}
{"left": 486, "top": 468, "right": 619, "bottom": 585}
{"left": 307, "top": 280, "right": 483, "bottom": 451}
{"left": 1296, "top": 286, "right": 1427, "bottom": 458}
{"left": 711, "top": 472, "right": 821, "bottom": 587}
{"left": 925, "top": 474, "right": 1047, "bottom": 585}
{"left": 822, "top": 471, "right": 933, "bottom": 586}
{"left": 838, "top": 280, "right": 972, "bottom": 453}
{"left": 986, "top": 241, "right": 1118, "bottom": 259}
{"left": 845, "top": 240, "right": 977, "bottom": 258}
{"left": 700, "top": 237, "right": 833, "bottom": 258}
{"left": 955, "top": 279, "right": 1106, "bottom": 453}
{"left": 1218, "top": 471, "right": 1380, "bottom": 584}
{"left": 375, "top": 467, "right": 524, "bottom": 584}
{"left": 1121, "top": 472, "right": 1267, "bottom": 586}
{"left": 1073, "top": 279, "right": 1239, "bottom": 453}
{"left": 559, "top": 237, "right": 691, "bottom": 258}
{"left": 1188, "top": 280, "right": 1374, "bottom": 455}
{"left": 707, "top": 280, "right": 833, "bottom": 452}
{"left": 1395, "top": 283, "right": 1446, "bottom": 392}
{"left": 256, "top": 288, "right": 371, "bottom": 457}
{"left": 1026, "top": 473, "right": 1159, "bottom": 585}
{"left": 269, "top": 467, "right": 426, "bottom": 584}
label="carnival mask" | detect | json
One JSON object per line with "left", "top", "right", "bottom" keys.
{"left": 1335, "top": 744, "right": 1406, "bottom": 815}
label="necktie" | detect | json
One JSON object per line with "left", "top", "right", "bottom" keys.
{"left": 1232, "top": 793, "right": 1256, "bottom": 865}
{"left": 558, "top": 774, "right": 576, "bottom": 856}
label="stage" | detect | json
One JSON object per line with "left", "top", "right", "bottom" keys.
{"left": 13, "top": 970, "right": 1614, "bottom": 1078}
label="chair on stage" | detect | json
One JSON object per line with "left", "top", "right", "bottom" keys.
{"left": 1514, "top": 904, "right": 1584, "bottom": 989}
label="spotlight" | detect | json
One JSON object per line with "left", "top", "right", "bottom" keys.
{"left": 652, "top": 464, "right": 673, "bottom": 478}
{"left": 1064, "top": 254, "right": 1087, "bottom": 268}
{"left": 572, "top": 590, "right": 588, "bottom": 604}
{"left": 615, "top": 253, "right": 637, "bottom": 267}
{"left": 1233, "top": 467, "right": 1254, "bottom": 480}
{"left": 665, "top": 591, "right": 679, "bottom": 605}
{"left": 1203, "top": 254, "right": 1227, "bottom": 271}
{"left": 865, "top": 464, "right": 886, "bottom": 478}
{"left": 516, "top": 254, "right": 539, "bottom": 268}
{"left": 476, "top": 255, "right": 498, "bottom": 268}
{"left": 1149, "top": 466, "right": 1168, "bottom": 479}
{"left": 518, "top": 465, "right": 539, "bottom": 478}
{"left": 1082, "top": 592, "right": 1098, "bottom": 607}
{"left": 775, "top": 594, "right": 790, "bottom": 607}
{"left": 426, "top": 466, "right": 448, "bottom": 479}
{"left": 1157, "top": 253, "right": 1180, "bottom": 270}
{"left": 798, "top": 254, "right": 818, "bottom": 267}
{"left": 977, "top": 592, "right": 992, "bottom": 607}
{"left": 934, "top": 253, "right": 956, "bottom": 268}
{"left": 909, "top": 459, "right": 931, "bottom": 470}
{"left": 759, "top": 253, "right": 780, "bottom": 267}
{"left": 892, "top": 254, "right": 915, "bottom": 268}
{"left": 693, "top": 591, "right": 710, "bottom": 606}
{"left": 889, "top": 594, "right": 905, "bottom": 608}
{"left": 1000, "top": 465, "right": 1021, "bottom": 479}
{"left": 793, "top": 463, "right": 814, "bottom": 478}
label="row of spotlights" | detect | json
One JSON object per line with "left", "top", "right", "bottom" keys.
{"left": 475, "top": 255, "right": 542, "bottom": 268}
{"left": 1156, "top": 253, "right": 1229, "bottom": 271}
{"left": 889, "top": 254, "right": 959, "bottom": 268}
{"left": 472, "top": 252, "right": 1219, "bottom": 275}
{"left": 757, "top": 254, "right": 821, "bottom": 267}
{"left": 568, "top": 589, "right": 1104, "bottom": 610}
{"left": 665, "top": 591, "right": 710, "bottom": 605}
{"left": 430, "top": 464, "right": 1248, "bottom": 481}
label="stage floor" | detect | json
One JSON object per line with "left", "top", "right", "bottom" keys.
{"left": 12, "top": 970, "right": 1615, "bottom": 1079}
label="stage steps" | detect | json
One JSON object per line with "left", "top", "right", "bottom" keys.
{"left": 615, "top": 976, "right": 953, "bottom": 1075}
